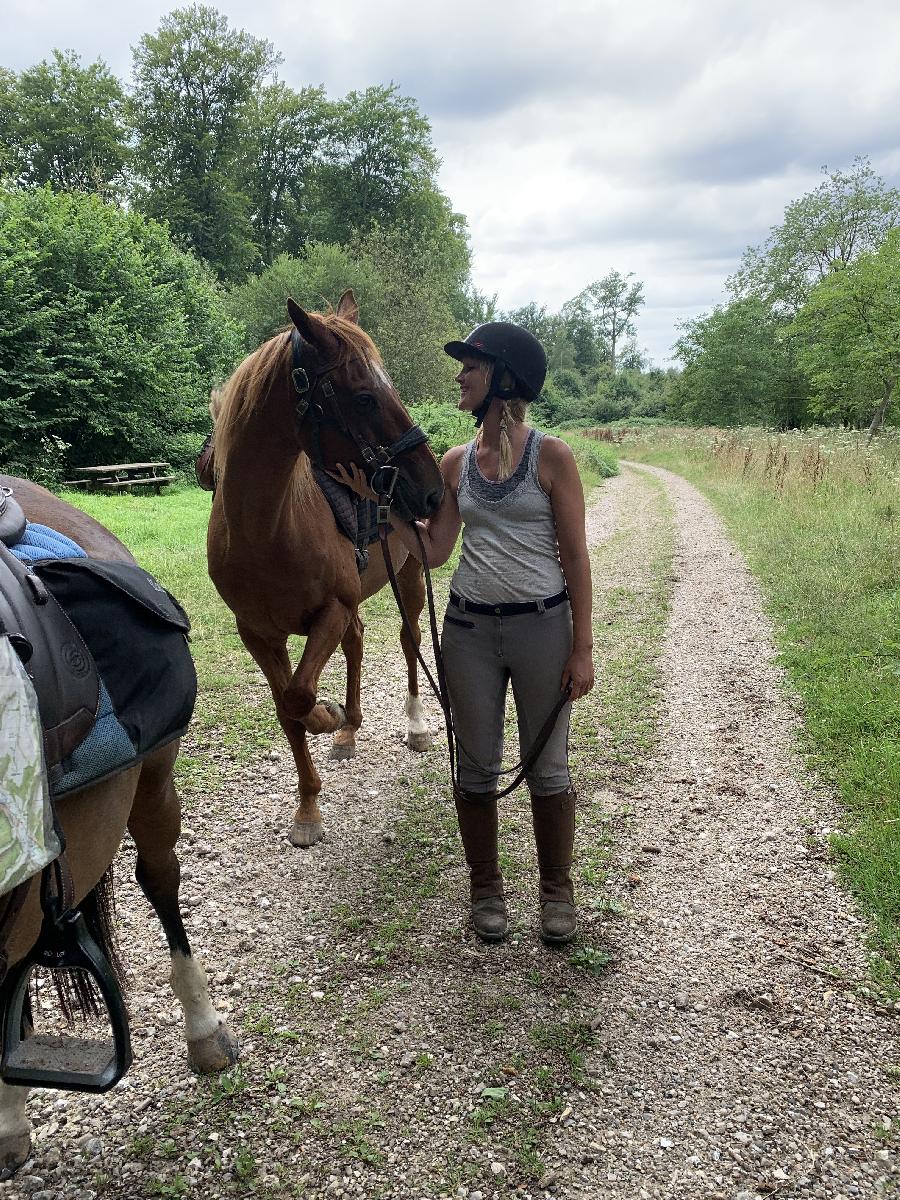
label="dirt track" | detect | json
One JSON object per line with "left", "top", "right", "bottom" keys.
{"left": 4, "top": 464, "right": 897, "bottom": 1200}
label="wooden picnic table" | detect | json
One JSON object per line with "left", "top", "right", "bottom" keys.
{"left": 68, "top": 462, "right": 177, "bottom": 493}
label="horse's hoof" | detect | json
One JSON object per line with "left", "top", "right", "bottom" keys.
{"left": 407, "top": 731, "right": 432, "bottom": 752}
{"left": 0, "top": 1130, "right": 31, "bottom": 1172}
{"left": 188, "top": 1022, "right": 240, "bottom": 1074}
{"left": 325, "top": 701, "right": 348, "bottom": 729}
{"left": 330, "top": 741, "right": 356, "bottom": 761}
{"left": 290, "top": 819, "right": 323, "bottom": 848}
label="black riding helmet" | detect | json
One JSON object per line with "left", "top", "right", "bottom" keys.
{"left": 444, "top": 323, "right": 547, "bottom": 426}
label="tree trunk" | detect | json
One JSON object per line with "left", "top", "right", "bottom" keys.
{"left": 866, "top": 378, "right": 895, "bottom": 443}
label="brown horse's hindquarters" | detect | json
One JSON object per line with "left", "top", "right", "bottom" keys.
{"left": 2, "top": 764, "right": 140, "bottom": 966}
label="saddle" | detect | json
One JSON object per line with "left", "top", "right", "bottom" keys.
{"left": 0, "top": 491, "right": 99, "bottom": 769}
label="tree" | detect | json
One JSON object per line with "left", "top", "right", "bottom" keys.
{"left": 731, "top": 158, "right": 900, "bottom": 317}
{"left": 243, "top": 81, "right": 331, "bottom": 267}
{"left": 672, "top": 297, "right": 807, "bottom": 428}
{"left": 225, "top": 244, "right": 382, "bottom": 351}
{"left": 565, "top": 271, "right": 644, "bottom": 372}
{"left": 309, "top": 84, "right": 439, "bottom": 243}
{"left": 2, "top": 51, "right": 130, "bottom": 197}
{"left": 130, "top": 4, "right": 280, "bottom": 280}
{"left": 0, "top": 185, "right": 243, "bottom": 478}
{"left": 789, "top": 230, "right": 900, "bottom": 438}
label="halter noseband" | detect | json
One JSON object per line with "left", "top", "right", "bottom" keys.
{"left": 290, "top": 330, "right": 429, "bottom": 493}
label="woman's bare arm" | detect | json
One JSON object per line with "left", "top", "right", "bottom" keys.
{"left": 329, "top": 447, "right": 464, "bottom": 568}
{"left": 541, "top": 438, "right": 595, "bottom": 700}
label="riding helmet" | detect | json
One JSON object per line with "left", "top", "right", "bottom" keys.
{"left": 444, "top": 323, "right": 547, "bottom": 402}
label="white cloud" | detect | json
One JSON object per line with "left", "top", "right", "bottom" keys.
{"left": 3, "top": 0, "right": 900, "bottom": 363}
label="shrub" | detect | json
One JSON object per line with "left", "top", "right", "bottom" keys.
{"left": 0, "top": 185, "right": 243, "bottom": 478}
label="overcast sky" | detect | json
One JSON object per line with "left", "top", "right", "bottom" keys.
{"left": 5, "top": 0, "right": 900, "bottom": 364}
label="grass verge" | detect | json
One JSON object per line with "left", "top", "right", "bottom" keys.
{"left": 617, "top": 429, "right": 900, "bottom": 991}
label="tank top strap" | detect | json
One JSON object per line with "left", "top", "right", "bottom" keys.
{"left": 525, "top": 428, "right": 544, "bottom": 486}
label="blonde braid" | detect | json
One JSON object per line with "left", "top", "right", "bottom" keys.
{"left": 497, "top": 397, "right": 514, "bottom": 481}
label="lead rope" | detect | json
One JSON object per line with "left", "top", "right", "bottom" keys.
{"left": 376, "top": 475, "right": 570, "bottom": 799}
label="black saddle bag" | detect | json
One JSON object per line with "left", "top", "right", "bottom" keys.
{"left": 33, "top": 558, "right": 197, "bottom": 761}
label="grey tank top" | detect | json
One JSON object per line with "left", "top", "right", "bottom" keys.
{"left": 451, "top": 428, "right": 566, "bottom": 604}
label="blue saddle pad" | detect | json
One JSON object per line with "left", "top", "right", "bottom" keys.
{"left": 7, "top": 523, "right": 87, "bottom": 564}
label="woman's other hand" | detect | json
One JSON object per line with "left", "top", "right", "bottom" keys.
{"left": 561, "top": 647, "right": 595, "bottom": 701}
{"left": 328, "top": 462, "right": 377, "bottom": 501}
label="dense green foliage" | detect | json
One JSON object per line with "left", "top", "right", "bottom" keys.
{"left": 0, "top": 50, "right": 130, "bottom": 197}
{"left": 620, "top": 426, "right": 900, "bottom": 988}
{"left": 0, "top": 185, "right": 242, "bottom": 481}
{"left": 670, "top": 160, "right": 900, "bottom": 433}
{"left": 2, "top": 6, "right": 898, "bottom": 471}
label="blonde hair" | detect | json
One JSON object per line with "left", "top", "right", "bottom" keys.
{"left": 475, "top": 362, "right": 529, "bottom": 481}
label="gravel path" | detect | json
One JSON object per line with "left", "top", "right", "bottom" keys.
{"left": 3, "top": 463, "right": 897, "bottom": 1200}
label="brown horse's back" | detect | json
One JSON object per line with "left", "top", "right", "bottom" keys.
{"left": 2, "top": 475, "right": 134, "bottom": 563}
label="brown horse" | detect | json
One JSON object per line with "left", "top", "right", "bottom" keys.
{"left": 207, "top": 291, "right": 444, "bottom": 848}
{"left": 0, "top": 475, "right": 238, "bottom": 1171}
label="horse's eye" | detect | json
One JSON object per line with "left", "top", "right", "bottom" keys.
{"left": 355, "top": 392, "right": 377, "bottom": 408}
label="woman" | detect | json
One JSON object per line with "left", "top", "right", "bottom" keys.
{"left": 333, "top": 322, "right": 594, "bottom": 945}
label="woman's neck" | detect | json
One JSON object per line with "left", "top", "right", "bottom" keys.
{"left": 477, "top": 404, "right": 527, "bottom": 449}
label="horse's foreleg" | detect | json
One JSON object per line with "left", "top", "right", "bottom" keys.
{"left": 331, "top": 611, "right": 364, "bottom": 761}
{"left": 234, "top": 629, "right": 326, "bottom": 847}
{"left": 0, "top": 1080, "right": 31, "bottom": 1171}
{"left": 397, "top": 556, "right": 432, "bottom": 752}
{"left": 129, "top": 746, "right": 239, "bottom": 1074}
{"left": 284, "top": 599, "right": 352, "bottom": 735}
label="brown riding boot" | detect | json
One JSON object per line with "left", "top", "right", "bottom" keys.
{"left": 454, "top": 787, "right": 508, "bottom": 942}
{"left": 530, "top": 787, "right": 577, "bottom": 944}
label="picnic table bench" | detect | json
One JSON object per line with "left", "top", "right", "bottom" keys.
{"left": 67, "top": 463, "right": 177, "bottom": 494}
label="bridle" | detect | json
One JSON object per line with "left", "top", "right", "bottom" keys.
{"left": 290, "top": 330, "right": 428, "bottom": 504}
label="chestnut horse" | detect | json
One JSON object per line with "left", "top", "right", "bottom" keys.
{"left": 207, "top": 291, "right": 444, "bottom": 848}
{"left": 0, "top": 475, "right": 238, "bottom": 1171}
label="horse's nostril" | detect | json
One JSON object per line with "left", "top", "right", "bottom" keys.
{"left": 425, "top": 488, "right": 443, "bottom": 514}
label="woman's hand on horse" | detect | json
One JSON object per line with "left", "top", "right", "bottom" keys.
{"left": 328, "top": 462, "right": 377, "bottom": 501}
{"left": 561, "top": 647, "right": 595, "bottom": 701}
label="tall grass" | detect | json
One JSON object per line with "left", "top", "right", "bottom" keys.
{"left": 617, "top": 426, "right": 900, "bottom": 991}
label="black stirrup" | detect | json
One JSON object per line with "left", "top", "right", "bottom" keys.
{"left": 0, "top": 863, "right": 132, "bottom": 1093}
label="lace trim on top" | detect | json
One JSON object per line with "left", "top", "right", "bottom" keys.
{"left": 465, "top": 429, "right": 537, "bottom": 504}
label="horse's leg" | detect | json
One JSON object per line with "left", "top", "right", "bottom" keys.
{"left": 282, "top": 598, "right": 353, "bottom": 735}
{"left": 0, "top": 1080, "right": 31, "bottom": 1170}
{"left": 128, "top": 744, "right": 239, "bottom": 1074}
{"left": 331, "top": 611, "right": 363, "bottom": 761}
{"left": 236, "top": 628, "right": 329, "bottom": 848}
{"left": 396, "top": 555, "right": 432, "bottom": 752}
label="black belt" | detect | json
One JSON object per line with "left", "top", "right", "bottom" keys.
{"left": 448, "top": 589, "right": 568, "bottom": 617}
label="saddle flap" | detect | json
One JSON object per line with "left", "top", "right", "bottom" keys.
{"left": 0, "top": 544, "right": 99, "bottom": 768}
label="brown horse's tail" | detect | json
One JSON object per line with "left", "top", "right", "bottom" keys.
{"left": 50, "top": 864, "right": 128, "bottom": 1024}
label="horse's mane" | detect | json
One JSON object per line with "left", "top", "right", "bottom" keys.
{"left": 212, "top": 313, "right": 385, "bottom": 507}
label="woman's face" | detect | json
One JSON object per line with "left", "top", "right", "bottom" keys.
{"left": 455, "top": 355, "right": 491, "bottom": 412}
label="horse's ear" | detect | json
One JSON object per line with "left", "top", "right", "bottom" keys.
{"left": 287, "top": 297, "right": 315, "bottom": 340}
{"left": 287, "top": 297, "right": 339, "bottom": 356}
{"left": 336, "top": 289, "right": 359, "bottom": 324}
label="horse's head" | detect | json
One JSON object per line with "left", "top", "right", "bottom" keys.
{"left": 286, "top": 292, "right": 444, "bottom": 522}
